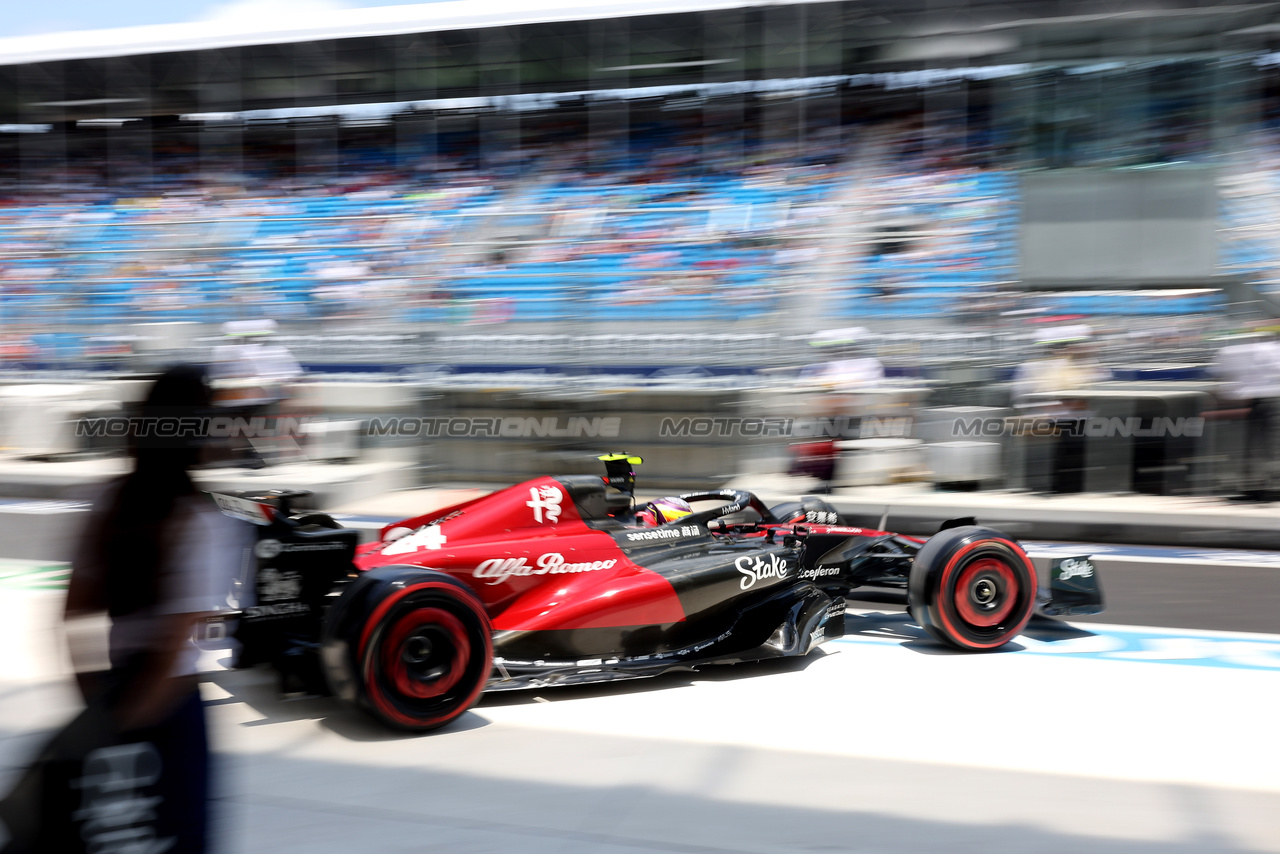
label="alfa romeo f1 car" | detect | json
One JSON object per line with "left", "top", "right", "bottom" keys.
{"left": 209, "top": 456, "right": 1103, "bottom": 731}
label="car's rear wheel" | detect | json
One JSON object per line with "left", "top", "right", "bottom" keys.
{"left": 908, "top": 526, "right": 1037, "bottom": 650}
{"left": 321, "top": 567, "right": 492, "bottom": 731}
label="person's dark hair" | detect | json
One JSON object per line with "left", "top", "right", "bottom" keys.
{"left": 91, "top": 364, "right": 213, "bottom": 617}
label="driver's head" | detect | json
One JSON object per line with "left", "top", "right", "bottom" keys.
{"left": 635, "top": 496, "right": 693, "bottom": 527}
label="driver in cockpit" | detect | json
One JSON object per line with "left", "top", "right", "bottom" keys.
{"left": 634, "top": 496, "right": 694, "bottom": 527}
{"left": 596, "top": 454, "right": 694, "bottom": 528}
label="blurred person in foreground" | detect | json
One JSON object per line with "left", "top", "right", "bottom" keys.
{"left": 59, "top": 364, "right": 230, "bottom": 852}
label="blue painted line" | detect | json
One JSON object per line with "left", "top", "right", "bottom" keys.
{"left": 831, "top": 625, "right": 1280, "bottom": 672}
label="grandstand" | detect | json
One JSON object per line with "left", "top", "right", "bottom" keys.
{"left": 3, "top": 0, "right": 1280, "bottom": 369}
{"left": 0, "top": 115, "right": 849, "bottom": 332}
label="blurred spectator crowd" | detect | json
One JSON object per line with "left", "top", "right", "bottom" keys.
{"left": 0, "top": 99, "right": 1254, "bottom": 371}
{"left": 0, "top": 113, "right": 855, "bottom": 339}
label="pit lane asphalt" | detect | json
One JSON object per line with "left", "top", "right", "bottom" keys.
{"left": 1021, "top": 543, "right": 1280, "bottom": 635}
{"left": 1, "top": 588, "right": 1278, "bottom": 854}
{"left": 2, "top": 504, "right": 1276, "bottom": 851}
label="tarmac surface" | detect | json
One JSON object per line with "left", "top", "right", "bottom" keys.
{"left": 2, "top": 474, "right": 1279, "bottom": 852}
{"left": 0, "top": 588, "right": 1277, "bottom": 854}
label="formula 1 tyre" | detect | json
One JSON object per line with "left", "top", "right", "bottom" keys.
{"left": 321, "top": 566, "right": 492, "bottom": 732}
{"left": 908, "top": 526, "right": 1037, "bottom": 651}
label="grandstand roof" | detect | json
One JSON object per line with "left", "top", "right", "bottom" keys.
{"left": 3, "top": 0, "right": 1279, "bottom": 124}
{"left": 0, "top": 0, "right": 826, "bottom": 67}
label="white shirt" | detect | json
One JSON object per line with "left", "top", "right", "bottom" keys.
{"left": 211, "top": 340, "right": 303, "bottom": 404}
{"left": 1213, "top": 341, "right": 1280, "bottom": 400}
{"left": 77, "top": 488, "right": 238, "bottom": 676}
{"left": 800, "top": 357, "right": 885, "bottom": 391}
{"left": 1012, "top": 356, "right": 1109, "bottom": 411}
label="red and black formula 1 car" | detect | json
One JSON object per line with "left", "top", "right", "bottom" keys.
{"left": 210, "top": 456, "right": 1103, "bottom": 731}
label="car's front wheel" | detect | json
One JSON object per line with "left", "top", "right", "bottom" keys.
{"left": 907, "top": 526, "right": 1037, "bottom": 650}
{"left": 321, "top": 566, "right": 492, "bottom": 731}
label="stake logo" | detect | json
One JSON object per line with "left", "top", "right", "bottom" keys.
{"left": 1057, "top": 557, "right": 1095, "bottom": 581}
{"left": 736, "top": 554, "right": 791, "bottom": 590}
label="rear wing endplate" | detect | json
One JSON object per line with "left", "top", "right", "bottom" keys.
{"left": 208, "top": 492, "right": 276, "bottom": 525}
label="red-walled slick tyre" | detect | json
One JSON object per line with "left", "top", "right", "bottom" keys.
{"left": 908, "top": 526, "right": 1037, "bottom": 651}
{"left": 321, "top": 566, "right": 492, "bottom": 732}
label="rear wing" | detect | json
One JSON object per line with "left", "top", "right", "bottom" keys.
{"left": 207, "top": 489, "right": 312, "bottom": 526}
